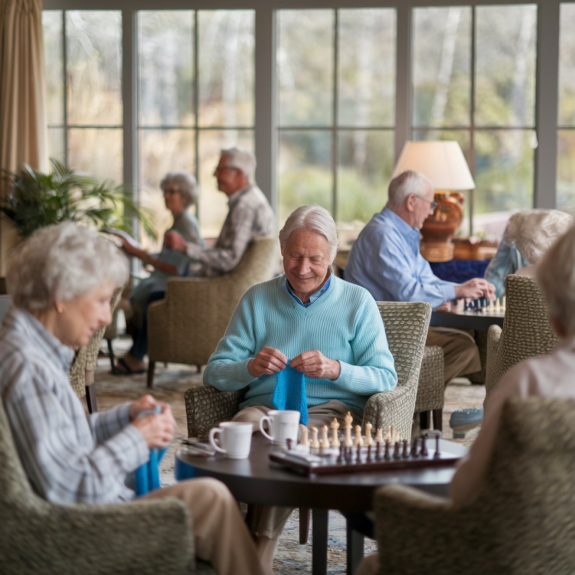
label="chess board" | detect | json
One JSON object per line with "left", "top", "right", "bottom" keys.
{"left": 269, "top": 439, "right": 461, "bottom": 477}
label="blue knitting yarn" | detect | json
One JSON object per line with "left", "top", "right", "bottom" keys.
{"left": 272, "top": 360, "right": 309, "bottom": 425}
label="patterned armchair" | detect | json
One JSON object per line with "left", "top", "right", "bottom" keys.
{"left": 185, "top": 301, "right": 432, "bottom": 442}
{"left": 485, "top": 275, "right": 558, "bottom": 405}
{"left": 147, "top": 237, "right": 278, "bottom": 388}
{"left": 373, "top": 398, "right": 575, "bottom": 575}
{"left": 0, "top": 400, "right": 203, "bottom": 575}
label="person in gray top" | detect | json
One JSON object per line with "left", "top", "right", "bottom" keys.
{"left": 0, "top": 222, "right": 268, "bottom": 575}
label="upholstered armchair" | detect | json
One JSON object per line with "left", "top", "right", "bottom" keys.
{"left": 0, "top": 400, "right": 208, "bottom": 575}
{"left": 485, "top": 275, "right": 558, "bottom": 405}
{"left": 147, "top": 237, "right": 278, "bottom": 387}
{"left": 185, "top": 301, "right": 431, "bottom": 442}
{"left": 373, "top": 398, "right": 575, "bottom": 575}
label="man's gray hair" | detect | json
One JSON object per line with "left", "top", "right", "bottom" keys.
{"left": 279, "top": 205, "right": 338, "bottom": 262}
{"left": 221, "top": 146, "right": 256, "bottom": 182}
{"left": 537, "top": 224, "right": 575, "bottom": 336}
{"left": 7, "top": 223, "right": 129, "bottom": 311}
{"left": 160, "top": 171, "right": 199, "bottom": 208}
{"left": 387, "top": 170, "right": 434, "bottom": 208}
{"left": 506, "top": 209, "right": 573, "bottom": 265}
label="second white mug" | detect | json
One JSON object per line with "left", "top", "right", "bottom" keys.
{"left": 208, "top": 422, "right": 253, "bottom": 459}
{"left": 259, "top": 409, "right": 300, "bottom": 446}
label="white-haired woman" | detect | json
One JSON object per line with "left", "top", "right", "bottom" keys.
{"left": 484, "top": 209, "right": 572, "bottom": 298}
{"left": 0, "top": 223, "right": 268, "bottom": 575}
{"left": 114, "top": 171, "right": 206, "bottom": 374}
{"left": 204, "top": 205, "right": 398, "bottom": 571}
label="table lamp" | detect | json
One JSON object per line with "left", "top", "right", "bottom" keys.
{"left": 392, "top": 140, "right": 475, "bottom": 262}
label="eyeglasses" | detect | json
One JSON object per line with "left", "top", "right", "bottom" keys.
{"left": 163, "top": 188, "right": 180, "bottom": 195}
{"left": 414, "top": 195, "right": 438, "bottom": 211}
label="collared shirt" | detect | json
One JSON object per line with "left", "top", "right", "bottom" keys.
{"left": 285, "top": 271, "right": 332, "bottom": 308}
{"left": 0, "top": 307, "right": 148, "bottom": 505}
{"left": 345, "top": 207, "right": 457, "bottom": 309}
{"left": 185, "top": 183, "right": 275, "bottom": 277}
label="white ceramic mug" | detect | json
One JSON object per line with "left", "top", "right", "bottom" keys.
{"left": 208, "top": 422, "right": 253, "bottom": 459}
{"left": 259, "top": 410, "right": 300, "bottom": 446}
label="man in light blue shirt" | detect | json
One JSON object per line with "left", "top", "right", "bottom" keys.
{"left": 346, "top": 170, "right": 495, "bottom": 383}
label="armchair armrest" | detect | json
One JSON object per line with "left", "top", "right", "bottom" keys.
{"left": 185, "top": 386, "right": 244, "bottom": 439}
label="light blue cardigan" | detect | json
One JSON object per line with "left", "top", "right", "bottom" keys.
{"left": 203, "top": 274, "right": 397, "bottom": 414}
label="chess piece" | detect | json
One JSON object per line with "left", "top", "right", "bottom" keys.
{"left": 364, "top": 422, "right": 374, "bottom": 446}
{"left": 310, "top": 426, "right": 320, "bottom": 450}
{"left": 501, "top": 295, "right": 506, "bottom": 311}
{"left": 393, "top": 441, "right": 400, "bottom": 459}
{"left": 384, "top": 439, "right": 390, "bottom": 460}
{"left": 367, "top": 444, "right": 372, "bottom": 462}
{"left": 286, "top": 438, "right": 293, "bottom": 451}
{"left": 337, "top": 444, "right": 344, "bottom": 463}
{"left": 402, "top": 439, "right": 409, "bottom": 458}
{"left": 421, "top": 436, "right": 429, "bottom": 457}
{"left": 320, "top": 425, "right": 330, "bottom": 451}
{"left": 374, "top": 427, "right": 383, "bottom": 445}
{"left": 330, "top": 418, "right": 340, "bottom": 448}
{"left": 356, "top": 443, "right": 362, "bottom": 461}
{"left": 494, "top": 297, "right": 501, "bottom": 312}
{"left": 376, "top": 441, "right": 382, "bottom": 460}
{"left": 354, "top": 425, "right": 364, "bottom": 447}
{"left": 299, "top": 424, "right": 309, "bottom": 447}
{"left": 410, "top": 438, "right": 418, "bottom": 458}
{"left": 343, "top": 412, "right": 353, "bottom": 447}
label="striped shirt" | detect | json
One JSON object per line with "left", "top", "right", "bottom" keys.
{"left": 185, "top": 184, "right": 275, "bottom": 277}
{"left": 0, "top": 307, "right": 148, "bottom": 505}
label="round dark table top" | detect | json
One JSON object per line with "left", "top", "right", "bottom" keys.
{"left": 175, "top": 434, "right": 468, "bottom": 512}
{"left": 431, "top": 309, "right": 505, "bottom": 331}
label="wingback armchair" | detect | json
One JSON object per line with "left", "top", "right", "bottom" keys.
{"left": 373, "top": 398, "right": 575, "bottom": 575}
{"left": 147, "top": 237, "right": 278, "bottom": 387}
{"left": 0, "top": 400, "right": 201, "bottom": 575}
{"left": 485, "top": 275, "right": 558, "bottom": 405}
{"left": 185, "top": 301, "right": 431, "bottom": 442}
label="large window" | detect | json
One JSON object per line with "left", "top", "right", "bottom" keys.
{"left": 138, "top": 10, "right": 254, "bottom": 240}
{"left": 43, "top": 10, "right": 123, "bottom": 183}
{"left": 277, "top": 8, "right": 396, "bottom": 235}
{"left": 412, "top": 5, "right": 537, "bottom": 236}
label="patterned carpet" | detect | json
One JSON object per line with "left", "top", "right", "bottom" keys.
{"left": 93, "top": 344, "right": 483, "bottom": 574}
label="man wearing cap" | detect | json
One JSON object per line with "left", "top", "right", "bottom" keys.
{"left": 117, "top": 147, "right": 274, "bottom": 374}
{"left": 165, "top": 146, "right": 274, "bottom": 277}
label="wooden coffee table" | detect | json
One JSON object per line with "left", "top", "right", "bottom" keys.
{"left": 175, "top": 434, "right": 467, "bottom": 575}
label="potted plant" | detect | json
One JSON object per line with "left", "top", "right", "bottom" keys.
{"left": 0, "top": 159, "right": 156, "bottom": 240}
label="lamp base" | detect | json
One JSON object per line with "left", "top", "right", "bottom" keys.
{"left": 420, "top": 240, "right": 454, "bottom": 262}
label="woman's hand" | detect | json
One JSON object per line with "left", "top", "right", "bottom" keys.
{"left": 290, "top": 350, "right": 341, "bottom": 380}
{"left": 247, "top": 347, "right": 287, "bottom": 377}
{"left": 131, "top": 410, "right": 175, "bottom": 448}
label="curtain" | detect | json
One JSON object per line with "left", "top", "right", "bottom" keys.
{"left": 0, "top": 0, "right": 47, "bottom": 272}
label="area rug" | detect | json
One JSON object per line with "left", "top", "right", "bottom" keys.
{"left": 94, "top": 348, "right": 484, "bottom": 574}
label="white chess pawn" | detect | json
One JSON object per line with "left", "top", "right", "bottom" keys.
{"left": 309, "top": 426, "right": 320, "bottom": 450}
{"left": 354, "top": 424, "right": 364, "bottom": 447}
{"left": 330, "top": 418, "right": 340, "bottom": 448}
{"left": 320, "top": 425, "right": 330, "bottom": 450}
{"left": 374, "top": 427, "right": 383, "bottom": 444}
{"left": 365, "top": 422, "right": 374, "bottom": 446}
{"left": 298, "top": 424, "right": 310, "bottom": 447}
{"left": 501, "top": 295, "right": 506, "bottom": 311}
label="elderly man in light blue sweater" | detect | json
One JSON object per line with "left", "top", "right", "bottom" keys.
{"left": 204, "top": 204, "right": 397, "bottom": 571}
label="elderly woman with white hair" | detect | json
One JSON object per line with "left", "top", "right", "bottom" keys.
{"left": 484, "top": 209, "right": 572, "bottom": 298}
{"left": 0, "top": 222, "right": 269, "bottom": 575}
{"left": 204, "top": 205, "right": 398, "bottom": 571}
{"left": 114, "top": 171, "right": 206, "bottom": 374}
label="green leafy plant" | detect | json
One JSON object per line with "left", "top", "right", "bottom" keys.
{"left": 0, "top": 159, "right": 157, "bottom": 240}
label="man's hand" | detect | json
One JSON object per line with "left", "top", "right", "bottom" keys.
{"left": 455, "top": 278, "right": 496, "bottom": 301}
{"left": 164, "top": 231, "right": 187, "bottom": 252}
{"left": 290, "top": 350, "right": 341, "bottom": 380}
{"left": 247, "top": 347, "right": 287, "bottom": 377}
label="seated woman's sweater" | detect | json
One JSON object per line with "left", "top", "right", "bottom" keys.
{"left": 204, "top": 274, "right": 397, "bottom": 414}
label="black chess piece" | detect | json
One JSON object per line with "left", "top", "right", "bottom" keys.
{"left": 434, "top": 435, "right": 441, "bottom": 459}
{"left": 402, "top": 439, "right": 409, "bottom": 458}
{"left": 286, "top": 438, "right": 292, "bottom": 451}
{"left": 376, "top": 441, "right": 382, "bottom": 460}
{"left": 410, "top": 438, "right": 418, "bottom": 458}
{"left": 356, "top": 443, "right": 362, "bottom": 462}
{"left": 421, "top": 436, "right": 429, "bottom": 457}
{"left": 337, "top": 444, "right": 344, "bottom": 463}
{"left": 393, "top": 441, "right": 400, "bottom": 460}
{"left": 384, "top": 439, "right": 390, "bottom": 461}
{"left": 367, "top": 444, "right": 372, "bottom": 462}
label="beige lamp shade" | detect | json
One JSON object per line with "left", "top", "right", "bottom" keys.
{"left": 392, "top": 141, "right": 475, "bottom": 191}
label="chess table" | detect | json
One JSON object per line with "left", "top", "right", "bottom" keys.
{"left": 430, "top": 308, "right": 505, "bottom": 331}
{"left": 175, "top": 433, "right": 467, "bottom": 575}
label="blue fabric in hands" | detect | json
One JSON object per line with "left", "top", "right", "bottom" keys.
{"left": 273, "top": 360, "right": 309, "bottom": 425}
{"left": 134, "top": 406, "right": 168, "bottom": 496}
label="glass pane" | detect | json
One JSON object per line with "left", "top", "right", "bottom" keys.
{"left": 278, "top": 10, "right": 334, "bottom": 127}
{"left": 139, "top": 128, "right": 196, "bottom": 250}
{"left": 66, "top": 11, "right": 122, "bottom": 126}
{"left": 558, "top": 4, "right": 575, "bottom": 126}
{"left": 47, "top": 128, "right": 65, "bottom": 162}
{"left": 338, "top": 9, "right": 396, "bottom": 127}
{"left": 475, "top": 5, "right": 537, "bottom": 127}
{"left": 43, "top": 11, "right": 64, "bottom": 126}
{"left": 557, "top": 130, "right": 575, "bottom": 211}
{"left": 68, "top": 128, "right": 122, "bottom": 183}
{"left": 473, "top": 130, "right": 535, "bottom": 235}
{"left": 139, "top": 11, "right": 194, "bottom": 127}
{"left": 337, "top": 131, "right": 393, "bottom": 225}
{"left": 198, "top": 130, "right": 255, "bottom": 238}
{"left": 278, "top": 131, "right": 332, "bottom": 225}
{"left": 198, "top": 11, "right": 254, "bottom": 127}
{"left": 412, "top": 7, "right": 471, "bottom": 128}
